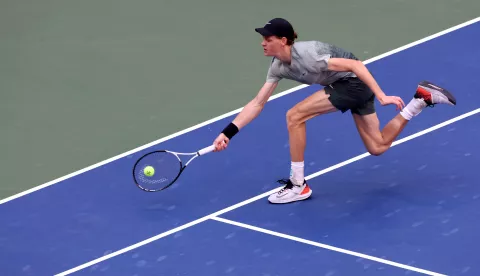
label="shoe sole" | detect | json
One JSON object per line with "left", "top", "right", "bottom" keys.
{"left": 268, "top": 189, "right": 312, "bottom": 204}
{"left": 416, "top": 81, "right": 457, "bottom": 105}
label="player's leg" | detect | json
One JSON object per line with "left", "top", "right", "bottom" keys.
{"left": 268, "top": 89, "right": 338, "bottom": 204}
{"left": 353, "top": 81, "right": 457, "bottom": 156}
{"left": 352, "top": 112, "right": 407, "bottom": 156}
{"left": 269, "top": 77, "right": 372, "bottom": 204}
{"left": 287, "top": 89, "right": 337, "bottom": 164}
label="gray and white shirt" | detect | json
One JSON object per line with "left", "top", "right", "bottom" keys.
{"left": 266, "top": 41, "right": 358, "bottom": 86}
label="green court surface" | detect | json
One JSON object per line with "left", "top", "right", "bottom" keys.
{"left": 2, "top": 0, "right": 480, "bottom": 200}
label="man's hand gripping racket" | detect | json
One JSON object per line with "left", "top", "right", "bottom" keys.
{"left": 213, "top": 122, "right": 238, "bottom": 152}
{"left": 213, "top": 133, "right": 229, "bottom": 152}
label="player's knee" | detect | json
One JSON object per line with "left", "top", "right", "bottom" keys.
{"left": 368, "top": 146, "right": 385, "bottom": 156}
{"left": 286, "top": 108, "right": 299, "bottom": 127}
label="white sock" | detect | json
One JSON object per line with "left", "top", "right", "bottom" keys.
{"left": 400, "top": 98, "right": 427, "bottom": 120}
{"left": 290, "top": 161, "right": 304, "bottom": 185}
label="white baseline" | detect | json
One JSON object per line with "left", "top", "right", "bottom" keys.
{"left": 211, "top": 217, "right": 447, "bottom": 276}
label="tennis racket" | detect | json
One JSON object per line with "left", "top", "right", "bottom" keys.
{"left": 133, "top": 144, "right": 216, "bottom": 192}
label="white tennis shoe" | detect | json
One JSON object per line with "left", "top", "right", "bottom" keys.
{"left": 268, "top": 179, "right": 312, "bottom": 204}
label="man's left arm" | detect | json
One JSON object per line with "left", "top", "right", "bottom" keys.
{"left": 327, "top": 58, "right": 386, "bottom": 100}
{"left": 327, "top": 58, "right": 405, "bottom": 110}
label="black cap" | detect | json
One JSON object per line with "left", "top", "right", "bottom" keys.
{"left": 255, "top": 18, "right": 295, "bottom": 41}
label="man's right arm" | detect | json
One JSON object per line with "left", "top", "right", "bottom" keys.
{"left": 213, "top": 82, "right": 277, "bottom": 151}
{"left": 232, "top": 81, "right": 278, "bottom": 129}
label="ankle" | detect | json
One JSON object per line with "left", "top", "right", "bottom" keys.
{"left": 400, "top": 98, "right": 426, "bottom": 120}
{"left": 290, "top": 161, "right": 304, "bottom": 185}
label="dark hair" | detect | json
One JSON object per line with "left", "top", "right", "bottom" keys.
{"left": 273, "top": 31, "right": 297, "bottom": 45}
{"left": 286, "top": 31, "right": 298, "bottom": 45}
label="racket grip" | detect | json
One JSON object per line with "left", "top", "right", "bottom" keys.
{"left": 197, "top": 144, "right": 216, "bottom": 156}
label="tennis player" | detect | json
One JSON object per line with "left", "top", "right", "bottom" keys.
{"left": 213, "top": 18, "right": 456, "bottom": 204}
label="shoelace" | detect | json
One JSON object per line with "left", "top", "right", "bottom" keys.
{"left": 276, "top": 178, "right": 294, "bottom": 194}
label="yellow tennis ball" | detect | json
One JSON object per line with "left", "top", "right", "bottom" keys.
{"left": 144, "top": 166, "right": 155, "bottom": 177}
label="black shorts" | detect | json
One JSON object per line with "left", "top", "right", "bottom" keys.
{"left": 324, "top": 77, "right": 375, "bottom": 115}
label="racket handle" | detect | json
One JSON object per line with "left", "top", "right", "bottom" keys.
{"left": 197, "top": 144, "right": 216, "bottom": 156}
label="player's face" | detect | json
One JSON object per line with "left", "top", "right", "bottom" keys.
{"left": 261, "top": 36, "right": 285, "bottom": 56}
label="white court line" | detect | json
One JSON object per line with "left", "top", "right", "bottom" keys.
{"left": 305, "top": 108, "right": 480, "bottom": 180}
{"left": 1, "top": 16, "right": 479, "bottom": 205}
{"left": 55, "top": 108, "right": 480, "bottom": 275}
{"left": 211, "top": 217, "right": 447, "bottom": 276}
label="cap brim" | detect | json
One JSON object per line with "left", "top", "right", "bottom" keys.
{"left": 255, "top": 27, "right": 274, "bottom": 37}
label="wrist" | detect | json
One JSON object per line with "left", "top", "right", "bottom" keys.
{"left": 377, "top": 92, "right": 387, "bottom": 101}
{"left": 221, "top": 122, "right": 239, "bottom": 139}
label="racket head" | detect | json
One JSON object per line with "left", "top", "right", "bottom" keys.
{"left": 132, "top": 150, "right": 183, "bottom": 192}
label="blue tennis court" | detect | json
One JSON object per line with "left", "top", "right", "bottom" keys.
{"left": 1, "top": 19, "right": 480, "bottom": 276}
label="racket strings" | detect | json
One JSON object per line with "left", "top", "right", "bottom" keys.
{"left": 133, "top": 151, "right": 181, "bottom": 190}
{"left": 135, "top": 172, "right": 169, "bottom": 184}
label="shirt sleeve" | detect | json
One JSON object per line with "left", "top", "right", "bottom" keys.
{"left": 316, "top": 54, "right": 331, "bottom": 71}
{"left": 265, "top": 58, "right": 282, "bottom": 83}
{"left": 312, "top": 41, "right": 332, "bottom": 71}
